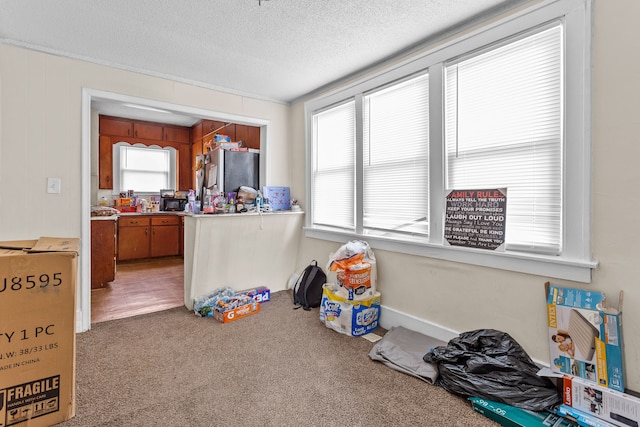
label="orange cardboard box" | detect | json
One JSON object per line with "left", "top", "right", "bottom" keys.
{"left": 0, "top": 237, "right": 78, "bottom": 427}
{"left": 213, "top": 300, "right": 260, "bottom": 323}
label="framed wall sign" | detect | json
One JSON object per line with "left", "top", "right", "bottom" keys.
{"left": 444, "top": 188, "right": 507, "bottom": 251}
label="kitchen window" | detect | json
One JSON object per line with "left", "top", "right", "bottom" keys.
{"left": 304, "top": 0, "right": 595, "bottom": 281}
{"left": 113, "top": 143, "right": 177, "bottom": 193}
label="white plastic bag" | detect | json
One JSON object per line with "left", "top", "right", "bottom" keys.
{"left": 326, "top": 240, "right": 377, "bottom": 300}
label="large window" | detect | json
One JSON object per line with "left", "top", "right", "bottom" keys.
{"left": 364, "top": 73, "right": 429, "bottom": 236}
{"left": 312, "top": 101, "right": 355, "bottom": 230}
{"left": 445, "top": 25, "right": 563, "bottom": 254}
{"left": 305, "top": 0, "right": 594, "bottom": 282}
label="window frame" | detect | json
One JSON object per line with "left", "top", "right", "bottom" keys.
{"left": 304, "top": 0, "right": 596, "bottom": 282}
{"left": 112, "top": 142, "right": 177, "bottom": 194}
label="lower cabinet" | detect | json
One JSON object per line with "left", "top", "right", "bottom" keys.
{"left": 150, "top": 215, "right": 180, "bottom": 257}
{"left": 91, "top": 218, "right": 117, "bottom": 288}
{"left": 117, "top": 214, "right": 181, "bottom": 261}
{"left": 117, "top": 216, "right": 150, "bottom": 261}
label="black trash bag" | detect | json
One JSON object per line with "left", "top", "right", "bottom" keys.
{"left": 423, "top": 329, "right": 560, "bottom": 411}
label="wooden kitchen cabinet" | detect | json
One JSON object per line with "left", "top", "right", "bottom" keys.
{"left": 163, "top": 125, "right": 190, "bottom": 143}
{"left": 91, "top": 218, "right": 117, "bottom": 288}
{"left": 133, "top": 122, "right": 163, "bottom": 140}
{"left": 202, "top": 120, "right": 235, "bottom": 146}
{"left": 117, "top": 216, "right": 151, "bottom": 261}
{"left": 191, "top": 122, "right": 203, "bottom": 143}
{"left": 150, "top": 215, "right": 180, "bottom": 257}
{"left": 99, "top": 135, "right": 113, "bottom": 189}
{"left": 201, "top": 120, "right": 219, "bottom": 135}
{"left": 117, "top": 215, "right": 181, "bottom": 261}
{"left": 178, "top": 144, "right": 192, "bottom": 192}
{"left": 191, "top": 138, "right": 203, "bottom": 190}
{"left": 100, "top": 116, "right": 163, "bottom": 140}
{"left": 236, "top": 124, "right": 260, "bottom": 149}
{"left": 100, "top": 116, "right": 133, "bottom": 137}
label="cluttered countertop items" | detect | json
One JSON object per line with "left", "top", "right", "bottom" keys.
{"left": 195, "top": 185, "right": 299, "bottom": 215}
{"left": 92, "top": 185, "right": 300, "bottom": 217}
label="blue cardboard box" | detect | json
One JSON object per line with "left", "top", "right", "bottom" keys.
{"left": 546, "top": 284, "right": 624, "bottom": 392}
{"left": 556, "top": 404, "right": 617, "bottom": 427}
{"left": 240, "top": 286, "right": 270, "bottom": 303}
{"left": 263, "top": 186, "right": 290, "bottom": 211}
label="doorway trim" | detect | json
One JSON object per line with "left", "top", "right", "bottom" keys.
{"left": 80, "top": 88, "right": 271, "bottom": 332}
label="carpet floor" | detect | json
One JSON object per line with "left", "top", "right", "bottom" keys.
{"left": 56, "top": 290, "right": 499, "bottom": 426}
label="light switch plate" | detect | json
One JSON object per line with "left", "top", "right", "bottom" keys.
{"left": 47, "top": 177, "right": 61, "bottom": 194}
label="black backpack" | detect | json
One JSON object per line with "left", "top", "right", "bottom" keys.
{"left": 293, "top": 260, "right": 326, "bottom": 310}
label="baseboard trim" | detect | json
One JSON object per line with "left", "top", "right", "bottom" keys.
{"left": 379, "top": 304, "right": 459, "bottom": 343}
{"left": 379, "top": 304, "right": 549, "bottom": 368}
{"left": 76, "top": 309, "right": 84, "bottom": 332}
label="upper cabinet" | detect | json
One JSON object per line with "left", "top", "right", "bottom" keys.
{"left": 100, "top": 116, "right": 189, "bottom": 143}
{"left": 99, "top": 117, "right": 162, "bottom": 139}
{"left": 100, "top": 116, "right": 134, "bottom": 137}
{"left": 235, "top": 124, "right": 260, "bottom": 150}
{"left": 201, "top": 120, "right": 236, "bottom": 149}
{"left": 197, "top": 120, "right": 260, "bottom": 150}
{"left": 191, "top": 122, "right": 203, "bottom": 144}
{"left": 98, "top": 115, "right": 192, "bottom": 190}
{"left": 135, "top": 122, "right": 163, "bottom": 140}
{"left": 163, "top": 125, "right": 190, "bottom": 143}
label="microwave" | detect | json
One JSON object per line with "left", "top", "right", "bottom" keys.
{"left": 161, "top": 197, "right": 187, "bottom": 211}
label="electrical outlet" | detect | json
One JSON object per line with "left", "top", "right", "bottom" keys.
{"left": 47, "top": 177, "right": 61, "bottom": 194}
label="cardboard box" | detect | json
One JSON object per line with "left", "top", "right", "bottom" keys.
{"left": 262, "top": 186, "right": 290, "bottom": 211}
{"left": 212, "top": 295, "right": 260, "bottom": 323}
{"left": 240, "top": 287, "right": 270, "bottom": 303}
{"left": 319, "top": 284, "right": 380, "bottom": 337}
{"left": 562, "top": 375, "right": 640, "bottom": 427}
{"left": 556, "top": 404, "right": 618, "bottom": 427}
{"left": 0, "top": 237, "right": 78, "bottom": 427}
{"left": 469, "top": 397, "right": 578, "bottom": 427}
{"left": 546, "top": 283, "right": 624, "bottom": 392}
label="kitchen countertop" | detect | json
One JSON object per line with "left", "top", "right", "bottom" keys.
{"left": 91, "top": 211, "right": 187, "bottom": 220}
{"left": 95, "top": 210, "right": 304, "bottom": 218}
{"left": 117, "top": 211, "right": 185, "bottom": 216}
{"left": 90, "top": 215, "right": 118, "bottom": 221}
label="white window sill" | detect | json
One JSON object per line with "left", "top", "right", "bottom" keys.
{"left": 304, "top": 227, "right": 598, "bottom": 283}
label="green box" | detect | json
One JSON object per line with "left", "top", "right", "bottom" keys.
{"left": 469, "top": 397, "right": 577, "bottom": 427}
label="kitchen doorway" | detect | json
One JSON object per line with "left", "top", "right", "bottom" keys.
{"left": 81, "top": 88, "right": 269, "bottom": 332}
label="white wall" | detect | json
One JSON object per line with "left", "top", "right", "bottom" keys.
{"left": 292, "top": 0, "right": 640, "bottom": 392}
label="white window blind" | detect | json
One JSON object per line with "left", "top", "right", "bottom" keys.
{"left": 119, "top": 145, "right": 171, "bottom": 192}
{"left": 312, "top": 101, "right": 355, "bottom": 229}
{"left": 445, "top": 24, "right": 563, "bottom": 254}
{"left": 363, "top": 73, "right": 429, "bottom": 236}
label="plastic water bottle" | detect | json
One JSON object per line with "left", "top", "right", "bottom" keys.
{"left": 187, "top": 189, "right": 196, "bottom": 213}
{"left": 255, "top": 190, "right": 263, "bottom": 212}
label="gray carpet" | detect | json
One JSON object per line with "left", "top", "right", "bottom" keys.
{"left": 56, "top": 290, "right": 498, "bottom": 426}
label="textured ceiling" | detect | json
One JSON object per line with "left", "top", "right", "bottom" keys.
{"left": 0, "top": 0, "right": 528, "bottom": 123}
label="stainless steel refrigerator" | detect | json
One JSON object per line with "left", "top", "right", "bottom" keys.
{"left": 196, "top": 148, "right": 259, "bottom": 199}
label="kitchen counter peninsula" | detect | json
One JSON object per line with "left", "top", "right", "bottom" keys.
{"left": 183, "top": 210, "right": 304, "bottom": 310}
